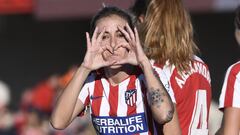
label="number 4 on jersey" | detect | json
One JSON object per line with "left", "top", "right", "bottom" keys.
{"left": 189, "top": 90, "right": 208, "bottom": 135}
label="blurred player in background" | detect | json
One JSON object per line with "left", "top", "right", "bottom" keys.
{"left": 217, "top": 6, "right": 240, "bottom": 135}
{"left": 131, "top": 0, "right": 212, "bottom": 134}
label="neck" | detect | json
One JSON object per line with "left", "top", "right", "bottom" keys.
{"left": 104, "top": 65, "right": 131, "bottom": 86}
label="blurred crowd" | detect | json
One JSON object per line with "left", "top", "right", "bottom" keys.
{"left": 0, "top": 66, "right": 95, "bottom": 135}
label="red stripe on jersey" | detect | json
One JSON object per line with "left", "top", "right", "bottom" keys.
{"left": 84, "top": 94, "right": 90, "bottom": 106}
{"left": 127, "top": 75, "right": 137, "bottom": 115}
{"left": 91, "top": 79, "right": 104, "bottom": 116}
{"left": 224, "top": 63, "right": 240, "bottom": 107}
{"left": 109, "top": 85, "right": 119, "bottom": 116}
{"left": 153, "top": 62, "right": 164, "bottom": 69}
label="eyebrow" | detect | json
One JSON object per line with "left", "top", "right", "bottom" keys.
{"left": 97, "top": 29, "right": 122, "bottom": 37}
{"left": 96, "top": 31, "right": 109, "bottom": 37}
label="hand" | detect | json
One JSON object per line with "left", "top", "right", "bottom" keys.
{"left": 82, "top": 27, "right": 116, "bottom": 71}
{"left": 115, "top": 24, "right": 148, "bottom": 66}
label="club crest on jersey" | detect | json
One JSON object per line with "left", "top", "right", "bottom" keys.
{"left": 125, "top": 89, "right": 137, "bottom": 106}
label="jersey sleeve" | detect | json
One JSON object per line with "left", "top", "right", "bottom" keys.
{"left": 78, "top": 73, "right": 95, "bottom": 106}
{"left": 150, "top": 61, "right": 176, "bottom": 103}
{"left": 157, "top": 69, "right": 176, "bottom": 103}
{"left": 219, "top": 62, "right": 240, "bottom": 109}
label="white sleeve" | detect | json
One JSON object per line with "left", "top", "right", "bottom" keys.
{"left": 233, "top": 73, "right": 240, "bottom": 108}
{"left": 152, "top": 65, "right": 176, "bottom": 103}
{"left": 219, "top": 62, "right": 240, "bottom": 109}
{"left": 78, "top": 73, "right": 95, "bottom": 106}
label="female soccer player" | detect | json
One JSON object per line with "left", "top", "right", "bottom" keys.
{"left": 50, "top": 6, "right": 174, "bottom": 135}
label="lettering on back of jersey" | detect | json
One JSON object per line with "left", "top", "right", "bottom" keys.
{"left": 175, "top": 61, "right": 211, "bottom": 89}
{"left": 92, "top": 113, "right": 148, "bottom": 135}
{"left": 125, "top": 89, "right": 137, "bottom": 106}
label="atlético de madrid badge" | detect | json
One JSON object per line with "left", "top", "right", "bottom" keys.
{"left": 125, "top": 89, "right": 137, "bottom": 106}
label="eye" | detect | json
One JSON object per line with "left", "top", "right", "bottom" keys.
{"left": 102, "top": 35, "right": 109, "bottom": 40}
{"left": 117, "top": 32, "right": 125, "bottom": 38}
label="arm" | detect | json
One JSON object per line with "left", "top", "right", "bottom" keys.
{"left": 117, "top": 25, "right": 174, "bottom": 124}
{"left": 140, "top": 57, "right": 174, "bottom": 124}
{"left": 222, "top": 107, "right": 240, "bottom": 135}
{"left": 50, "top": 65, "right": 90, "bottom": 130}
{"left": 50, "top": 28, "right": 115, "bottom": 129}
{"left": 163, "top": 104, "right": 182, "bottom": 135}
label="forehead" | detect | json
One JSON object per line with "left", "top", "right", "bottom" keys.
{"left": 96, "top": 15, "right": 128, "bottom": 30}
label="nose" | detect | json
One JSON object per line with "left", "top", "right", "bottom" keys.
{"left": 104, "top": 39, "right": 114, "bottom": 54}
{"left": 106, "top": 38, "right": 117, "bottom": 54}
{"left": 110, "top": 38, "right": 117, "bottom": 48}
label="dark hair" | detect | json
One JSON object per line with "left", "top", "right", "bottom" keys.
{"left": 130, "top": 0, "right": 149, "bottom": 19}
{"left": 90, "top": 6, "right": 134, "bottom": 37}
{"left": 235, "top": 6, "right": 240, "bottom": 29}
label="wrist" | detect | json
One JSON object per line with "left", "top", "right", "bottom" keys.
{"left": 139, "top": 58, "right": 151, "bottom": 69}
{"left": 80, "top": 63, "right": 92, "bottom": 73}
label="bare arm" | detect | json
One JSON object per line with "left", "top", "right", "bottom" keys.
{"left": 50, "top": 66, "right": 91, "bottom": 129}
{"left": 117, "top": 25, "right": 174, "bottom": 124}
{"left": 140, "top": 59, "right": 174, "bottom": 124}
{"left": 50, "top": 28, "right": 115, "bottom": 129}
{"left": 222, "top": 107, "right": 240, "bottom": 135}
{"left": 163, "top": 104, "right": 182, "bottom": 135}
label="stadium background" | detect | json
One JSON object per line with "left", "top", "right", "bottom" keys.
{"left": 0, "top": 0, "right": 239, "bottom": 111}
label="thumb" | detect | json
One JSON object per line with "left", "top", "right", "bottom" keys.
{"left": 103, "top": 60, "right": 117, "bottom": 67}
{"left": 115, "top": 59, "right": 128, "bottom": 65}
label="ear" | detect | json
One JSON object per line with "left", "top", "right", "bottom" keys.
{"left": 138, "top": 14, "right": 145, "bottom": 23}
{"left": 235, "top": 29, "right": 240, "bottom": 45}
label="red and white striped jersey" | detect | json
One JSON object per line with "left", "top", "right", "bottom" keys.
{"left": 219, "top": 61, "right": 240, "bottom": 109}
{"left": 152, "top": 56, "right": 212, "bottom": 135}
{"left": 78, "top": 67, "right": 174, "bottom": 135}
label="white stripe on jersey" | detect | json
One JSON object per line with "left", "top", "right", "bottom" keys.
{"left": 117, "top": 78, "right": 130, "bottom": 116}
{"left": 88, "top": 76, "right": 96, "bottom": 114}
{"left": 219, "top": 67, "right": 231, "bottom": 108}
{"left": 79, "top": 74, "right": 95, "bottom": 104}
{"left": 219, "top": 62, "right": 240, "bottom": 108}
{"left": 232, "top": 71, "right": 240, "bottom": 107}
{"left": 136, "top": 74, "right": 145, "bottom": 114}
{"left": 78, "top": 83, "right": 89, "bottom": 103}
{"left": 100, "top": 78, "right": 110, "bottom": 116}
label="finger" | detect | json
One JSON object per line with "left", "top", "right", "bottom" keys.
{"left": 97, "top": 27, "right": 106, "bottom": 43}
{"left": 114, "top": 43, "right": 131, "bottom": 51}
{"left": 117, "top": 26, "right": 131, "bottom": 42}
{"left": 106, "top": 45, "right": 114, "bottom": 54}
{"left": 92, "top": 27, "right": 99, "bottom": 43}
{"left": 86, "top": 32, "right": 91, "bottom": 49}
{"left": 134, "top": 27, "right": 141, "bottom": 46}
{"left": 115, "top": 59, "right": 127, "bottom": 65}
{"left": 125, "top": 23, "right": 135, "bottom": 41}
{"left": 101, "top": 45, "right": 107, "bottom": 52}
{"left": 104, "top": 60, "right": 117, "bottom": 67}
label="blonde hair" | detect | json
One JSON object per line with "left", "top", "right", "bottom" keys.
{"left": 141, "top": 0, "right": 199, "bottom": 72}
